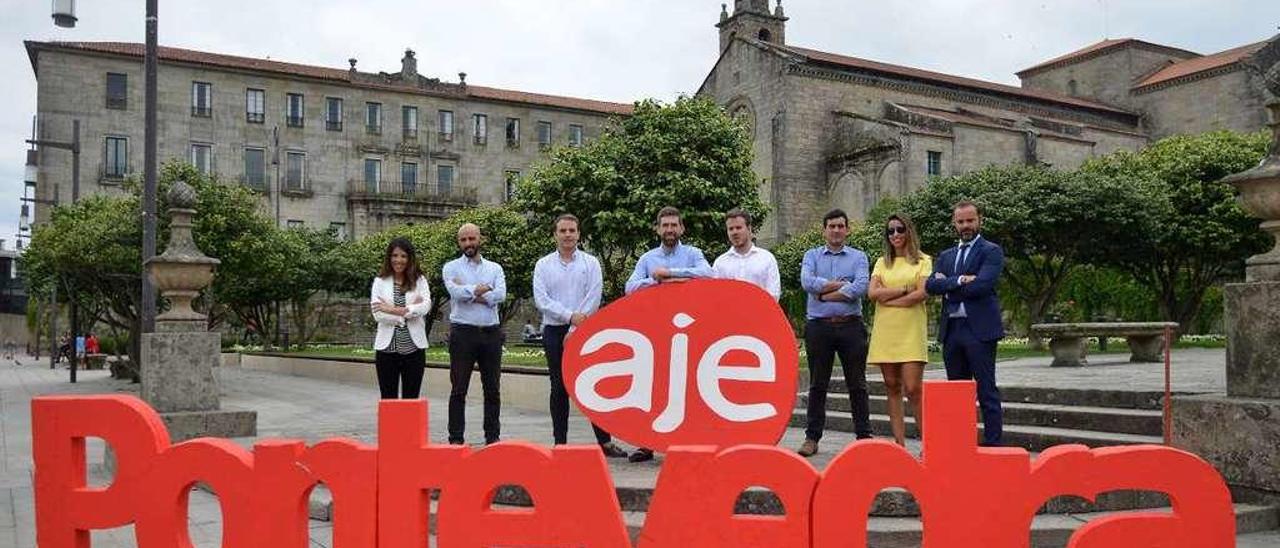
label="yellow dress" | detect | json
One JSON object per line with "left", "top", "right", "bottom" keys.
{"left": 867, "top": 254, "right": 932, "bottom": 364}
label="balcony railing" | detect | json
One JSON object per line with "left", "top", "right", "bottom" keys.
{"left": 247, "top": 112, "right": 265, "bottom": 124}
{"left": 346, "top": 179, "right": 477, "bottom": 204}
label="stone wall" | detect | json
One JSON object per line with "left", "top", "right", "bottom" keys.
{"left": 1019, "top": 45, "right": 1197, "bottom": 109}
{"left": 1135, "top": 69, "right": 1272, "bottom": 138}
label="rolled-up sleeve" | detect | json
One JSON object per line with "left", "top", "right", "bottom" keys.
{"left": 801, "top": 250, "right": 828, "bottom": 295}
{"left": 443, "top": 261, "right": 476, "bottom": 302}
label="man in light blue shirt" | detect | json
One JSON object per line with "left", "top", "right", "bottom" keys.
{"left": 797, "top": 209, "right": 873, "bottom": 457}
{"left": 533, "top": 213, "right": 629, "bottom": 457}
{"left": 623, "top": 206, "right": 713, "bottom": 462}
{"left": 625, "top": 206, "right": 714, "bottom": 295}
{"left": 442, "top": 223, "right": 507, "bottom": 445}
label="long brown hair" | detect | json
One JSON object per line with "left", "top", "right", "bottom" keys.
{"left": 882, "top": 213, "right": 922, "bottom": 268}
{"left": 378, "top": 237, "right": 423, "bottom": 291}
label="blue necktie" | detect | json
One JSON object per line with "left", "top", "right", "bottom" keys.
{"left": 955, "top": 243, "right": 971, "bottom": 273}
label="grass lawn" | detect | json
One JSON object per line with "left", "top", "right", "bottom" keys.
{"left": 260, "top": 337, "right": 1222, "bottom": 369}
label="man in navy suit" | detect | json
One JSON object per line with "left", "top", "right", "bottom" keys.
{"left": 925, "top": 200, "right": 1005, "bottom": 446}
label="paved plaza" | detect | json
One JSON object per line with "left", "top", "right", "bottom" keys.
{"left": 1, "top": 349, "right": 1276, "bottom": 547}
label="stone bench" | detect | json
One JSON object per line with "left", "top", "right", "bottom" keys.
{"left": 1029, "top": 322, "right": 1179, "bottom": 367}
{"left": 82, "top": 353, "right": 109, "bottom": 369}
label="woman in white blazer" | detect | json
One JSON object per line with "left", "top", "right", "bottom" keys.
{"left": 370, "top": 237, "right": 432, "bottom": 398}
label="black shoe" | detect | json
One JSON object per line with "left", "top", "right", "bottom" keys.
{"left": 979, "top": 441, "right": 1003, "bottom": 448}
{"left": 448, "top": 439, "right": 465, "bottom": 445}
{"left": 855, "top": 433, "right": 874, "bottom": 440}
{"left": 600, "top": 442, "right": 628, "bottom": 458}
{"left": 628, "top": 448, "right": 654, "bottom": 463}
{"left": 485, "top": 438, "right": 500, "bottom": 446}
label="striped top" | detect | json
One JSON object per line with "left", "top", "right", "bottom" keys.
{"left": 389, "top": 283, "right": 419, "bottom": 354}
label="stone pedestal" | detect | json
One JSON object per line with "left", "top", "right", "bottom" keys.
{"left": 1225, "top": 282, "right": 1280, "bottom": 399}
{"left": 1173, "top": 395, "right": 1280, "bottom": 494}
{"left": 140, "top": 330, "right": 257, "bottom": 442}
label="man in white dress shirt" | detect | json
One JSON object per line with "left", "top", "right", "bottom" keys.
{"left": 532, "top": 213, "right": 628, "bottom": 457}
{"left": 712, "top": 208, "right": 781, "bottom": 301}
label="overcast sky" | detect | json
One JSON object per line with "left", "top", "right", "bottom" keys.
{"left": 1, "top": 0, "right": 1277, "bottom": 250}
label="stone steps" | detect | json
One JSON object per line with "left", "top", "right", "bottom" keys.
{"left": 825, "top": 378, "right": 1181, "bottom": 410}
{"left": 802, "top": 394, "right": 1164, "bottom": 436}
{"left": 618, "top": 503, "right": 1278, "bottom": 547}
{"left": 788, "top": 409, "right": 1163, "bottom": 453}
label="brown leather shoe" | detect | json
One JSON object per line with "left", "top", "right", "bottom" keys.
{"left": 797, "top": 439, "right": 819, "bottom": 457}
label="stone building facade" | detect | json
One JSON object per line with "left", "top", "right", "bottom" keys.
{"left": 700, "top": 0, "right": 1280, "bottom": 242}
{"left": 24, "top": 41, "right": 631, "bottom": 239}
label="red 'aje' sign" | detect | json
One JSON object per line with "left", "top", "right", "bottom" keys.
{"left": 562, "top": 279, "right": 799, "bottom": 450}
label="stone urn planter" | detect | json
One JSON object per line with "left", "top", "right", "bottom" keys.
{"left": 1222, "top": 94, "right": 1280, "bottom": 281}
{"left": 145, "top": 181, "right": 220, "bottom": 329}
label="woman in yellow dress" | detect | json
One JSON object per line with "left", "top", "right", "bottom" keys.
{"left": 867, "top": 214, "right": 931, "bottom": 446}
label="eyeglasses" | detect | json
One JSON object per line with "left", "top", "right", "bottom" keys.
{"left": 885, "top": 226, "right": 908, "bottom": 236}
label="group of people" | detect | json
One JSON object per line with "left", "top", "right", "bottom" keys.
{"left": 53, "top": 331, "right": 100, "bottom": 366}
{"left": 368, "top": 199, "right": 1005, "bottom": 460}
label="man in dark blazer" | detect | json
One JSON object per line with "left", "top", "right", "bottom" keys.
{"left": 925, "top": 200, "right": 1005, "bottom": 446}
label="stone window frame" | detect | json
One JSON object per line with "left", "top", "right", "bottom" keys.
{"left": 103, "top": 136, "right": 129, "bottom": 181}
{"left": 403, "top": 105, "right": 420, "bottom": 141}
{"left": 363, "top": 157, "right": 383, "bottom": 192}
{"left": 325, "top": 97, "right": 344, "bottom": 131}
{"left": 926, "top": 150, "right": 943, "bottom": 177}
{"left": 329, "top": 222, "right": 348, "bottom": 241}
{"left": 536, "top": 121, "right": 553, "bottom": 149}
{"left": 366, "top": 102, "right": 383, "bottom": 135}
{"left": 473, "top": 113, "right": 488, "bottom": 146}
{"left": 191, "top": 81, "right": 213, "bottom": 118}
{"left": 190, "top": 142, "right": 214, "bottom": 175}
{"left": 242, "top": 146, "right": 268, "bottom": 190}
{"left": 284, "top": 150, "right": 307, "bottom": 191}
{"left": 245, "top": 88, "right": 266, "bottom": 124}
{"left": 506, "top": 118, "right": 521, "bottom": 148}
{"left": 504, "top": 169, "right": 520, "bottom": 202}
{"left": 401, "top": 160, "right": 419, "bottom": 193}
{"left": 438, "top": 110, "right": 455, "bottom": 142}
{"left": 285, "top": 93, "right": 305, "bottom": 128}
{"left": 105, "top": 73, "right": 128, "bottom": 110}
{"left": 437, "top": 163, "right": 456, "bottom": 195}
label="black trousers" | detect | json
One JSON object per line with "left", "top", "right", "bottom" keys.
{"left": 544, "top": 324, "right": 613, "bottom": 445}
{"left": 804, "top": 318, "right": 872, "bottom": 440}
{"left": 375, "top": 349, "right": 426, "bottom": 399}
{"left": 448, "top": 324, "right": 503, "bottom": 444}
{"left": 943, "top": 318, "right": 1003, "bottom": 445}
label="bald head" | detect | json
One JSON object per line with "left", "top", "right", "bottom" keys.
{"left": 457, "top": 223, "right": 482, "bottom": 258}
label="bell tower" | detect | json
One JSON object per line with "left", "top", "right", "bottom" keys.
{"left": 716, "top": 0, "right": 788, "bottom": 53}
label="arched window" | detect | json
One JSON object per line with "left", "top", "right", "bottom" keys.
{"left": 757, "top": 28, "right": 772, "bottom": 42}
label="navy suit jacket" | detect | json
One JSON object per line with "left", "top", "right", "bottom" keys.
{"left": 925, "top": 236, "right": 1006, "bottom": 343}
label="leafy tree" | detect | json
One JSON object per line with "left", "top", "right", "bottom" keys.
{"left": 330, "top": 206, "right": 549, "bottom": 332}
{"left": 1083, "top": 131, "right": 1271, "bottom": 332}
{"left": 878, "top": 165, "right": 1161, "bottom": 339}
{"left": 515, "top": 96, "right": 767, "bottom": 301}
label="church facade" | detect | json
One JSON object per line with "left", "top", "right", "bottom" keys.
{"left": 699, "top": 0, "right": 1280, "bottom": 241}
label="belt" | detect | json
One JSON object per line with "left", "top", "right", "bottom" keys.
{"left": 451, "top": 323, "right": 501, "bottom": 332}
{"left": 813, "top": 315, "right": 860, "bottom": 324}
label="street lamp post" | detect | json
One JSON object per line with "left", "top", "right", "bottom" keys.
{"left": 50, "top": 0, "right": 159, "bottom": 338}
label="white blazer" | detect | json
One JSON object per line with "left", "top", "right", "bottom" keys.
{"left": 370, "top": 275, "right": 432, "bottom": 351}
